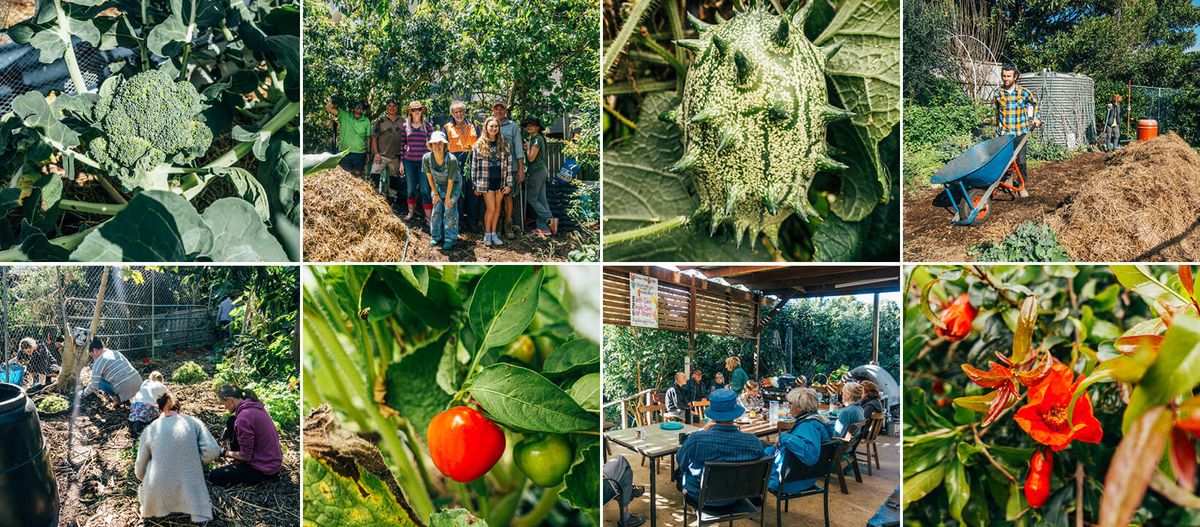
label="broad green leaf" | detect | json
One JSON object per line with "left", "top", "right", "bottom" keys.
{"left": 359, "top": 270, "right": 397, "bottom": 322}
{"left": 259, "top": 140, "right": 301, "bottom": 222}
{"left": 469, "top": 363, "right": 594, "bottom": 433}
{"left": 1100, "top": 405, "right": 1172, "bottom": 527}
{"left": 147, "top": 0, "right": 224, "bottom": 57}
{"left": 71, "top": 190, "right": 212, "bottom": 261}
{"left": 1112, "top": 265, "right": 1190, "bottom": 311}
{"left": 814, "top": 0, "right": 900, "bottom": 196}
{"left": 303, "top": 455, "right": 419, "bottom": 526}
{"left": 560, "top": 442, "right": 601, "bottom": 517}
{"left": 266, "top": 35, "right": 301, "bottom": 102}
{"left": 400, "top": 266, "right": 430, "bottom": 295}
{"left": 469, "top": 266, "right": 543, "bottom": 351}
{"left": 11, "top": 90, "right": 80, "bottom": 149}
{"left": 946, "top": 459, "right": 969, "bottom": 524}
{"left": 568, "top": 373, "right": 601, "bottom": 412}
{"left": 542, "top": 337, "right": 599, "bottom": 376}
{"left": 429, "top": 509, "right": 488, "bottom": 527}
{"left": 1124, "top": 315, "right": 1200, "bottom": 431}
{"left": 378, "top": 267, "right": 451, "bottom": 330}
{"left": 200, "top": 198, "right": 286, "bottom": 262}
{"left": 812, "top": 214, "right": 864, "bottom": 261}
{"left": 303, "top": 151, "right": 348, "bottom": 176}
{"left": 902, "top": 463, "right": 948, "bottom": 507}
{"left": 435, "top": 338, "right": 460, "bottom": 395}
{"left": 827, "top": 121, "right": 884, "bottom": 221}
{"left": 384, "top": 335, "right": 453, "bottom": 436}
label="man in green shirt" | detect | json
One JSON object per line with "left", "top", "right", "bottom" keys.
{"left": 326, "top": 99, "right": 372, "bottom": 178}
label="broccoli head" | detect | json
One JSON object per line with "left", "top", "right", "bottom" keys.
{"left": 89, "top": 70, "right": 213, "bottom": 190}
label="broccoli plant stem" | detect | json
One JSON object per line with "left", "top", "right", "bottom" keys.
{"left": 60, "top": 199, "right": 124, "bottom": 215}
{"left": 180, "top": 100, "right": 300, "bottom": 199}
{"left": 52, "top": 0, "right": 90, "bottom": 94}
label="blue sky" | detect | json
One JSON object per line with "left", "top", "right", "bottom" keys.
{"left": 1193, "top": 0, "right": 1200, "bottom": 52}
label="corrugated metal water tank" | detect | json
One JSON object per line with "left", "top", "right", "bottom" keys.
{"left": 1019, "top": 72, "right": 1096, "bottom": 149}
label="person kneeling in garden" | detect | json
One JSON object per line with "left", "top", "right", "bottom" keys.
{"left": 135, "top": 391, "right": 222, "bottom": 524}
{"left": 676, "top": 388, "right": 764, "bottom": 506}
{"left": 84, "top": 337, "right": 142, "bottom": 406}
{"left": 424, "top": 131, "right": 461, "bottom": 250}
{"left": 764, "top": 388, "right": 831, "bottom": 494}
{"left": 129, "top": 371, "right": 168, "bottom": 437}
{"left": 472, "top": 116, "right": 512, "bottom": 247}
{"left": 10, "top": 337, "right": 59, "bottom": 390}
{"left": 209, "top": 384, "right": 283, "bottom": 486}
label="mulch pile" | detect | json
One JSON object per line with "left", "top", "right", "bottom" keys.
{"left": 303, "top": 168, "right": 410, "bottom": 262}
{"left": 303, "top": 167, "right": 585, "bottom": 262}
{"left": 904, "top": 133, "right": 1200, "bottom": 261}
{"left": 31, "top": 354, "right": 299, "bottom": 527}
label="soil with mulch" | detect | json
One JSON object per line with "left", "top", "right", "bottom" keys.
{"left": 30, "top": 353, "right": 300, "bottom": 527}
{"left": 904, "top": 133, "right": 1200, "bottom": 262}
{"left": 2, "top": 0, "right": 35, "bottom": 32}
{"left": 303, "top": 167, "right": 585, "bottom": 262}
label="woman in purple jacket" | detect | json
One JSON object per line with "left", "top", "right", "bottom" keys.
{"left": 209, "top": 384, "right": 283, "bottom": 486}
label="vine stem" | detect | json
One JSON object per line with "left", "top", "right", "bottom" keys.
{"left": 603, "top": 103, "right": 638, "bottom": 130}
{"left": 972, "top": 425, "right": 1016, "bottom": 483}
{"left": 510, "top": 483, "right": 563, "bottom": 527}
{"left": 60, "top": 199, "right": 124, "bottom": 215}
{"left": 603, "top": 215, "right": 688, "bottom": 246}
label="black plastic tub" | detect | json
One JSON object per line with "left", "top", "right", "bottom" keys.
{"left": 0, "top": 382, "right": 59, "bottom": 527}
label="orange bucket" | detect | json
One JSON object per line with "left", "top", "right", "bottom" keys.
{"left": 1137, "top": 119, "right": 1158, "bottom": 141}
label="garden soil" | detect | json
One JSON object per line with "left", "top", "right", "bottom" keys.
{"left": 32, "top": 353, "right": 299, "bottom": 527}
{"left": 904, "top": 133, "right": 1200, "bottom": 261}
{"left": 304, "top": 167, "right": 583, "bottom": 262}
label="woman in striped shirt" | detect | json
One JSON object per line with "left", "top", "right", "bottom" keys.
{"left": 401, "top": 101, "right": 436, "bottom": 223}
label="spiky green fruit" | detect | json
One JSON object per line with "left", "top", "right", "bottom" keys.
{"left": 671, "top": 6, "right": 850, "bottom": 246}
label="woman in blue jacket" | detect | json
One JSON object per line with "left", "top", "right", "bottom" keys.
{"left": 764, "top": 388, "right": 832, "bottom": 493}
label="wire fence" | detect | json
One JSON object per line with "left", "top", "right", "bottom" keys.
{"left": 0, "top": 266, "right": 216, "bottom": 385}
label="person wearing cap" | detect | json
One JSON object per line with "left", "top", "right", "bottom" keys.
{"left": 676, "top": 388, "right": 766, "bottom": 506}
{"left": 325, "top": 99, "right": 372, "bottom": 177}
{"left": 422, "top": 131, "right": 461, "bottom": 250}
{"left": 471, "top": 116, "right": 512, "bottom": 246}
{"left": 445, "top": 101, "right": 480, "bottom": 229}
{"left": 522, "top": 117, "right": 556, "bottom": 236}
{"left": 371, "top": 99, "right": 406, "bottom": 206}
{"left": 401, "top": 100, "right": 437, "bottom": 224}
{"left": 491, "top": 100, "right": 525, "bottom": 239}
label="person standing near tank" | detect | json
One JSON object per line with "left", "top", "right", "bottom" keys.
{"left": 1103, "top": 94, "right": 1123, "bottom": 151}
{"left": 988, "top": 64, "right": 1041, "bottom": 195}
{"left": 372, "top": 99, "right": 407, "bottom": 210}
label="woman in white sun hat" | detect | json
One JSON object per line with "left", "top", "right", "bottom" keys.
{"left": 423, "top": 130, "right": 461, "bottom": 250}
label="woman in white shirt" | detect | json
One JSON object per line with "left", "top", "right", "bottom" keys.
{"left": 129, "top": 371, "right": 168, "bottom": 437}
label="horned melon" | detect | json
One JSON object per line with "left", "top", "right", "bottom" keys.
{"left": 668, "top": 0, "right": 850, "bottom": 246}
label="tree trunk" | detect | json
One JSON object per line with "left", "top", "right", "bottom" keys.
{"left": 48, "top": 266, "right": 110, "bottom": 393}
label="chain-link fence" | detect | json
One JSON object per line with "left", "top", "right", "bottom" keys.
{"left": 0, "top": 266, "right": 216, "bottom": 385}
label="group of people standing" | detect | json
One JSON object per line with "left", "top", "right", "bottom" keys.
{"left": 79, "top": 337, "right": 283, "bottom": 524}
{"left": 328, "top": 98, "right": 557, "bottom": 250}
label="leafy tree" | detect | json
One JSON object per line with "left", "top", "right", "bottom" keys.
{"left": 904, "top": 0, "right": 956, "bottom": 101}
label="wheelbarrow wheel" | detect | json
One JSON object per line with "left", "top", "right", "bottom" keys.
{"left": 958, "top": 188, "right": 990, "bottom": 226}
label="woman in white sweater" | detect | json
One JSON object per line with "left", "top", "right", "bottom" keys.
{"left": 135, "top": 391, "right": 221, "bottom": 523}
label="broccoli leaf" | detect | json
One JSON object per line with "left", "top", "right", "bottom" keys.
{"left": 260, "top": 140, "right": 301, "bottom": 223}
{"left": 200, "top": 198, "right": 287, "bottom": 262}
{"left": 71, "top": 190, "right": 213, "bottom": 261}
{"left": 11, "top": 91, "right": 80, "bottom": 149}
{"left": 147, "top": 0, "right": 225, "bottom": 57}
{"left": 206, "top": 167, "right": 271, "bottom": 222}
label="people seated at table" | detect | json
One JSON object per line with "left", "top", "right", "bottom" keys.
{"left": 685, "top": 369, "right": 707, "bottom": 403}
{"left": 209, "top": 384, "right": 283, "bottom": 486}
{"left": 129, "top": 371, "right": 168, "bottom": 437}
{"left": 135, "top": 391, "right": 222, "bottom": 523}
{"left": 676, "top": 389, "right": 765, "bottom": 506}
{"left": 710, "top": 372, "right": 727, "bottom": 393}
{"left": 764, "top": 388, "right": 832, "bottom": 494}
{"left": 664, "top": 372, "right": 688, "bottom": 421}
{"left": 737, "top": 380, "right": 764, "bottom": 411}
{"left": 726, "top": 357, "right": 750, "bottom": 394}
{"left": 860, "top": 380, "right": 885, "bottom": 418}
{"left": 832, "top": 382, "right": 867, "bottom": 437}
{"left": 603, "top": 455, "right": 647, "bottom": 527}
{"left": 85, "top": 337, "right": 143, "bottom": 405}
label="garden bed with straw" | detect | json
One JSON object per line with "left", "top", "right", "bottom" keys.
{"left": 32, "top": 354, "right": 299, "bottom": 527}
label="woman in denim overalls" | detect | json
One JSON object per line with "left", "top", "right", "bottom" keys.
{"left": 423, "top": 131, "right": 461, "bottom": 250}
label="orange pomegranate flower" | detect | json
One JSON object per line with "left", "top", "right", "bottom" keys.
{"left": 1014, "top": 363, "right": 1103, "bottom": 451}
{"left": 936, "top": 294, "right": 977, "bottom": 342}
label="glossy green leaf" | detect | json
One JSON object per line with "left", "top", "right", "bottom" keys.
{"left": 560, "top": 441, "right": 601, "bottom": 516}
{"left": 469, "top": 266, "right": 543, "bottom": 350}
{"left": 1112, "top": 265, "right": 1190, "bottom": 311}
{"left": 468, "top": 363, "right": 594, "bottom": 433}
{"left": 384, "top": 335, "right": 453, "bottom": 436}
{"left": 946, "top": 458, "right": 969, "bottom": 524}
{"left": 568, "top": 373, "right": 601, "bottom": 412}
{"left": 1124, "top": 315, "right": 1200, "bottom": 431}
{"left": 542, "top": 337, "right": 599, "bottom": 376}
{"left": 903, "top": 463, "right": 949, "bottom": 507}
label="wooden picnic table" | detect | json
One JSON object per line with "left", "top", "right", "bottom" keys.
{"left": 606, "top": 423, "right": 701, "bottom": 527}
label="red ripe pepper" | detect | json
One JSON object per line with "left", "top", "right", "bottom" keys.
{"left": 1025, "top": 449, "right": 1052, "bottom": 508}
{"left": 426, "top": 406, "right": 506, "bottom": 483}
{"left": 936, "top": 294, "right": 977, "bottom": 342}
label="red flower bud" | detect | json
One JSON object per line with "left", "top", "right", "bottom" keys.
{"left": 936, "top": 294, "right": 977, "bottom": 342}
{"left": 932, "top": 380, "right": 946, "bottom": 395}
{"left": 1025, "top": 449, "right": 1052, "bottom": 508}
{"left": 142, "top": 358, "right": 151, "bottom": 364}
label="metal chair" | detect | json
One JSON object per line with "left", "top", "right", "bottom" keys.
{"left": 833, "top": 421, "right": 866, "bottom": 494}
{"left": 770, "top": 440, "right": 841, "bottom": 527}
{"left": 856, "top": 412, "right": 886, "bottom": 475}
{"left": 682, "top": 456, "right": 772, "bottom": 527}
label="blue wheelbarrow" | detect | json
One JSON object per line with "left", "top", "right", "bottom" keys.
{"left": 931, "top": 134, "right": 1030, "bottom": 225}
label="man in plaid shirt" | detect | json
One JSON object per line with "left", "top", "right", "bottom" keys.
{"left": 992, "top": 64, "right": 1041, "bottom": 194}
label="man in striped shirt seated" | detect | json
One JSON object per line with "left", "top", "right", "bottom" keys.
{"left": 676, "top": 388, "right": 765, "bottom": 506}
{"left": 85, "top": 337, "right": 143, "bottom": 405}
